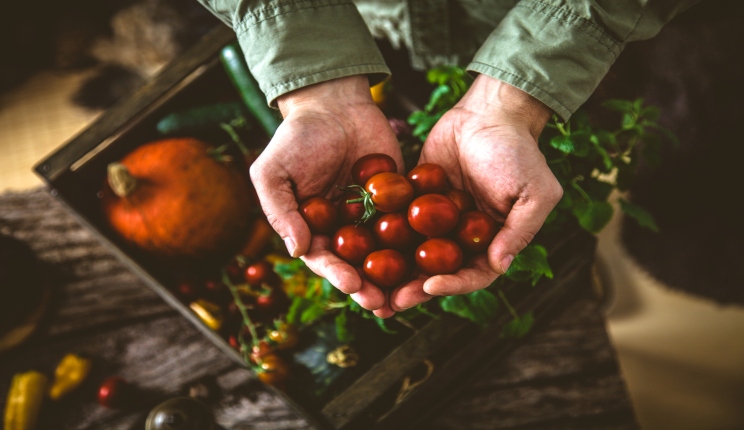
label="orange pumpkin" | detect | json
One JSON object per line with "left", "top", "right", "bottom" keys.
{"left": 102, "top": 138, "right": 253, "bottom": 263}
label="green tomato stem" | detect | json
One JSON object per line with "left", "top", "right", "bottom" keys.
{"left": 222, "top": 272, "right": 259, "bottom": 346}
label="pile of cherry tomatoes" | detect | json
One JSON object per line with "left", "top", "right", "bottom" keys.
{"left": 300, "top": 154, "right": 500, "bottom": 289}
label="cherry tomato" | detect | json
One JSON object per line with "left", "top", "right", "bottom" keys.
{"left": 338, "top": 192, "right": 366, "bottom": 225}
{"left": 455, "top": 211, "right": 499, "bottom": 253}
{"left": 415, "top": 238, "right": 463, "bottom": 275}
{"left": 373, "top": 212, "right": 421, "bottom": 251}
{"left": 408, "top": 194, "right": 460, "bottom": 237}
{"left": 229, "top": 334, "right": 240, "bottom": 350}
{"left": 255, "top": 287, "right": 289, "bottom": 319}
{"left": 352, "top": 153, "right": 397, "bottom": 186}
{"left": 407, "top": 163, "right": 448, "bottom": 195}
{"left": 98, "top": 376, "right": 131, "bottom": 409}
{"left": 244, "top": 261, "right": 276, "bottom": 286}
{"left": 176, "top": 281, "right": 199, "bottom": 300}
{"left": 363, "top": 249, "right": 408, "bottom": 288}
{"left": 446, "top": 189, "right": 475, "bottom": 213}
{"left": 250, "top": 340, "right": 273, "bottom": 364}
{"left": 257, "top": 354, "right": 290, "bottom": 387}
{"left": 299, "top": 196, "right": 338, "bottom": 234}
{"left": 268, "top": 323, "right": 299, "bottom": 350}
{"left": 365, "top": 172, "right": 414, "bottom": 213}
{"left": 332, "top": 225, "right": 376, "bottom": 265}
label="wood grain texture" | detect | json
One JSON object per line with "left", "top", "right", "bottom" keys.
{"left": 0, "top": 188, "right": 637, "bottom": 429}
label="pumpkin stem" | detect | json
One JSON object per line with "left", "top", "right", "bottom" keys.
{"left": 107, "top": 162, "right": 138, "bottom": 198}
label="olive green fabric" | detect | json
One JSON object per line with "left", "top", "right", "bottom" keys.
{"left": 196, "top": 0, "right": 391, "bottom": 106}
{"left": 197, "top": 0, "right": 700, "bottom": 118}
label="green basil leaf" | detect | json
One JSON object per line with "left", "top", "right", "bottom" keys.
{"left": 287, "top": 297, "right": 313, "bottom": 325}
{"left": 439, "top": 290, "right": 499, "bottom": 325}
{"left": 550, "top": 134, "right": 589, "bottom": 156}
{"left": 501, "top": 312, "right": 535, "bottom": 338}
{"left": 300, "top": 302, "right": 326, "bottom": 325}
{"left": 619, "top": 198, "right": 659, "bottom": 232}
{"left": 273, "top": 259, "right": 306, "bottom": 280}
{"left": 572, "top": 199, "right": 614, "bottom": 233}
{"left": 505, "top": 244, "right": 553, "bottom": 286}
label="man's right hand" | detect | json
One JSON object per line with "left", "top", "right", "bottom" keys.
{"left": 249, "top": 75, "right": 404, "bottom": 312}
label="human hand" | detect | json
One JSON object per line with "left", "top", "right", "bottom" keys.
{"left": 249, "top": 75, "right": 404, "bottom": 311}
{"left": 379, "top": 74, "right": 563, "bottom": 317}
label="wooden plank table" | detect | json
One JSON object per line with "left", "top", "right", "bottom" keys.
{"left": 0, "top": 188, "right": 638, "bottom": 429}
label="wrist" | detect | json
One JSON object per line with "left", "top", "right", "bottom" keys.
{"left": 459, "top": 74, "right": 551, "bottom": 139}
{"left": 277, "top": 75, "right": 373, "bottom": 117}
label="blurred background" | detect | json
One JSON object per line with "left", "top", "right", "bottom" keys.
{"left": 1, "top": 0, "right": 743, "bottom": 428}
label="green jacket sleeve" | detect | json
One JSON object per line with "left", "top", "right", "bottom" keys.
{"left": 467, "top": 0, "right": 700, "bottom": 120}
{"left": 196, "top": 0, "right": 390, "bottom": 106}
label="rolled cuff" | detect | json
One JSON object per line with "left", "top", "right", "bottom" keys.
{"left": 467, "top": 0, "right": 623, "bottom": 120}
{"left": 234, "top": 0, "right": 390, "bottom": 106}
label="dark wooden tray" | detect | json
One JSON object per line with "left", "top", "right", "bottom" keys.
{"left": 34, "top": 25, "right": 598, "bottom": 430}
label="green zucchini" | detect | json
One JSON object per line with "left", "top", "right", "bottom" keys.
{"left": 156, "top": 102, "right": 248, "bottom": 135}
{"left": 220, "top": 42, "right": 281, "bottom": 137}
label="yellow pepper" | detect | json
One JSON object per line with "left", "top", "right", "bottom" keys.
{"left": 370, "top": 80, "right": 388, "bottom": 107}
{"left": 48, "top": 353, "right": 92, "bottom": 400}
{"left": 4, "top": 371, "right": 48, "bottom": 430}
{"left": 190, "top": 299, "right": 224, "bottom": 331}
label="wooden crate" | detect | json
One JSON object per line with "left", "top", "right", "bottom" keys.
{"left": 34, "top": 26, "right": 597, "bottom": 430}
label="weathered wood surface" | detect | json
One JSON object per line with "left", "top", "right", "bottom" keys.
{"left": 0, "top": 188, "right": 637, "bottom": 429}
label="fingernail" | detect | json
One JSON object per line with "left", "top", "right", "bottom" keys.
{"left": 500, "top": 254, "right": 514, "bottom": 274}
{"left": 284, "top": 238, "right": 296, "bottom": 257}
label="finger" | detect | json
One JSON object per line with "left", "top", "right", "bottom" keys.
{"left": 390, "top": 276, "right": 433, "bottom": 312}
{"left": 350, "top": 268, "right": 385, "bottom": 311}
{"left": 300, "top": 236, "right": 361, "bottom": 294}
{"left": 373, "top": 305, "right": 396, "bottom": 319}
{"left": 249, "top": 154, "right": 311, "bottom": 258}
{"left": 372, "top": 289, "right": 395, "bottom": 318}
{"left": 487, "top": 185, "right": 561, "bottom": 274}
{"left": 422, "top": 255, "right": 498, "bottom": 296}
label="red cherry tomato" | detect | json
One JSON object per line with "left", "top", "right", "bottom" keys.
{"left": 257, "top": 354, "right": 290, "bottom": 387}
{"left": 446, "top": 189, "right": 475, "bottom": 213}
{"left": 338, "top": 192, "right": 366, "bottom": 225}
{"left": 244, "top": 261, "right": 275, "bottom": 286}
{"left": 299, "top": 196, "right": 337, "bottom": 234}
{"left": 407, "top": 163, "right": 448, "bottom": 195}
{"left": 352, "top": 153, "right": 397, "bottom": 186}
{"left": 98, "top": 376, "right": 131, "bottom": 409}
{"left": 455, "top": 211, "right": 499, "bottom": 253}
{"left": 415, "top": 238, "right": 463, "bottom": 275}
{"left": 255, "top": 287, "right": 289, "bottom": 319}
{"left": 332, "top": 225, "right": 376, "bottom": 265}
{"left": 408, "top": 194, "right": 460, "bottom": 237}
{"left": 250, "top": 340, "right": 274, "bottom": 364}
{"left": 365, "top": 172, "right": 414, "bottom": 213}
{"left": 373, "top": 212, "right": 421, "bottom": 251}
{"left": 363, "top": 249, "right": 408, "bottom": 288}
{"left": 229, "top": 334, "right": 240, "bottom": 350}
{"left": 176, "top": 281, "right": 199, "bottom": 300}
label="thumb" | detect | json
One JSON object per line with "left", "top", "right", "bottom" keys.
{"left": 487, "top": 196, "right": 555, "bottom": 275}
{"left": 249, "top": 156, "right": 311, "bottom": 258}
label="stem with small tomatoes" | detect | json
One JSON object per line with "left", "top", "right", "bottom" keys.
{"left": 222, "top": 272, "right": 259, "bottom": 347}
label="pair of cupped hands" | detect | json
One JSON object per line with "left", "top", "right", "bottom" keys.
{"left": 249, "top": 73, "right": 563, "bottom": 318}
